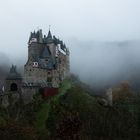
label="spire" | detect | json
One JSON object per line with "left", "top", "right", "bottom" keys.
{"left": 44, "top": 26, "right": 53, "bottom": 43}
{"left": 6, "top": 65, "right": 22, "bottom": 80}
{"left": 37, "top": 29, "right": 43, "bottom": 43}
{"left": 10, "top": 65, "right": 17, "bottom": 73}
{"left": 47, "top": 30, "right": 52, "bottom": 39}
{"left": 47, "top": 25, "right": 52, "bottom": 39}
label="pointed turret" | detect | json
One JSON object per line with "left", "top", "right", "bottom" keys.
{"left": 37, "top": 29, "right": 43, "bottom": 43}
{"left": 6, "top": 65, "right": 22, "bottom": 80}
{"left": 43, "top": 30, "right": 53, "bottom": 44}
{"left": 28, "top": 31, "right": 38, "bottom": 44}
{"left": 47, "top": 30, "right": 52, "bottom": 39}
{"left": 10, "top": 65, "right": 17, "bottom": 73}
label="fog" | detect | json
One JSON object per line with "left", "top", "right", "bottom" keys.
{"left": 1, "top": 39, "right": 140, "bottom": 92}
{"left": 70, "top": 39, "right": 140, "bottom": 91}
{"left": 1, "top": 0, "right": 140, "bottom": 91}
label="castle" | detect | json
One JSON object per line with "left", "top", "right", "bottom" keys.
{"left": 24, "top": 29, "right": 70, "bottom": 88}
{"left": 0, "top": 29, "right": 70, "bottom": 105}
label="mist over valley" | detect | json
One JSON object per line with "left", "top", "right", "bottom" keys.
{"left": 1, "top": 39, "right": 140, "bottom": 93}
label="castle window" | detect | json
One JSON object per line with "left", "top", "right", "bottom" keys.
{"left": 10, "top": 83, "right": 18, "bottom": 91}
{"left": 33, "top": 62, "right": 38, "bottom": 67}
{"left": 48, "top": 71, "right": 51, "bottom": 75}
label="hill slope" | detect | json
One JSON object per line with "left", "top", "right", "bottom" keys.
{"left": 0, "top": 78, "right": 140, "bottom": 140}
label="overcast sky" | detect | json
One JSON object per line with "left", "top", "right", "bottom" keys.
{"left": 0, "top": 0, "right": 140, "bottom": 61}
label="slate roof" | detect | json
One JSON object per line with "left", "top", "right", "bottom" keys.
{"left": 40, "top": 46, "right": 51, "bottom": 58}
{"left": 6, "top": 65, "right": 22, "bottom": 80}
{"left": 38, "top": 46, "right": 54, "bottom": 69}
{"left": 28, "top": 29, "right": 66, "bottom": 70}
{"left": 43, "top": 30, "right": 53, "bottom": 44}
{"left": 38, "top": 58, "right": 54, "bottom": 70}
{"left": 47, "top": 30, "right": 52, "bottom": 39}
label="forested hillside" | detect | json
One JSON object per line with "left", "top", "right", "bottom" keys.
{"left": 0, "top": 76, "right": 140, "bottom": 140}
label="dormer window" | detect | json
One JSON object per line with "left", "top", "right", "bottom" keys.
{"left": 33, "top": 62, "right": 38, "bottom": 67}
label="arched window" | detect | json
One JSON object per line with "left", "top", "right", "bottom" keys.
{"left": 10, "top": 83, "right": 18, "bottom": 91}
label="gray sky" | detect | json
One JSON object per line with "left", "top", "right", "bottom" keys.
{"left": 1, "top": 0, "right": 140, "bottom": 89}
{"left": 0, "top": 0, "right": 140, "bottom": 61}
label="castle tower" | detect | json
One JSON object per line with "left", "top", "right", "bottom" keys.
{"left": 44, "top": 30, "right": 56, "bottom": 64}
{"left": 5, "top": 65, "right": 22, "bottom": 93}
{"left": 24, "top": 29, "right": 70, "bottom": 89}
{"left": 28, "top": 30, "right": 44, "bottom": 60}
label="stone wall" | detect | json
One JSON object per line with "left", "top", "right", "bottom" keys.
{"left": 21, "top": 86, "right": 39, "bottom": 104}
{"left": 5, "top": 79, "right": 22, "bottom": 92}
{"left": 0, "top": 92, "right": 21, "bottom": 107}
